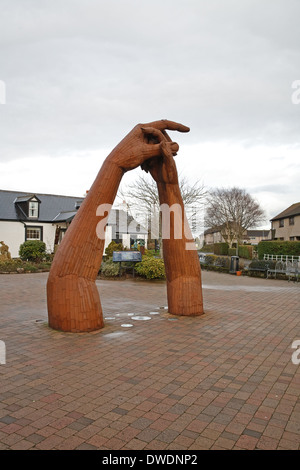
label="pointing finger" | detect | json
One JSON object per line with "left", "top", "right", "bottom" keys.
{"left": 144, "top": 119, "right": 190, "bottom": 133}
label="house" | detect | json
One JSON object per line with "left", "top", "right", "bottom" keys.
{"left": 0, "top": 189, "right": 147, "bottom": 258}
{"left": 200, "top": 225, "right": 271, "bottom": 247}
{"left": 200, "top": 226, "right": 224, "bottom": 246}
{"left": 242, "top": 229, "right": 272, "bottom": 245}
{"left": 270, "top": 202, "right": 300, "bottom": 241}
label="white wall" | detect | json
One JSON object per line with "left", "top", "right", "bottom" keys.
{"left": 42, "top": 224, "right": 56, "bottom": 254}
{"left": 0, "top": 220, "right": 143, "bottom": 259}
{"left": 0, "top": 221, "right": 56, "bottom": 258}
{"left": 0, "top": 221, "right": 24, "bottom": 258}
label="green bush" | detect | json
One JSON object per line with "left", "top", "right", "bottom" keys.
{"left": 100, "top": 258, "right": 120, "bottom": 277}
{"left": 0, "top": 258, "right": 52, "bottom": 273}
{"left": 228, "top": 248, "right": 236, "bottom": 256}
{"left": 0, "top": 259, "right": 22, "bottom": 272}
{"left": 19, "top": 240, "right": 46, "bottom": 261}
{"left": 249, "top": 259, "right": 275, "bottom": 270}
{"left": 215, "top": 256, "right": 230, "bottom": 268}
{"left": 199, "top": 244, "right": 214, "bottom": 253}
{"left": 135, "top": 256, "right": 166, "bottom": 279}
{"left": 105, "top": 241, "right": 125, "bottom": 258}
{"left": 143, "top": 249, "right": 156, "bottom": 257}
{"left": 238, "top": 245, "right": 253, "bottom": 260}
{"left": 257, "top": 240, "right": 300, "bottom": 260}
{"left": 23, "top": 263, "right": 39, "bottom": 272}
{"left": 199, "top": 254, "right": 230, "bottom": 272}
{"left": 204, "top": 254, "right": 217, "bottom": 266}
{"left": 213, "top": 243, "right": 229, "bottom": 255}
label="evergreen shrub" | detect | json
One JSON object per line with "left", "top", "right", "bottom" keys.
{"left": 135, "top": 256, "right": 166, "bottom": 279}
{"left": 100, "top": 258, "right": 120, "bottom": 277}
{"left": 19, "top": 241, "right": 46, "bottom": 261}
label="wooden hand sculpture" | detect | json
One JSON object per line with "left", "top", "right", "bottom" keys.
{"left": 141, "top": 127, "right": 204, "bottom": 316}
{"left": 47, "top": 120, "right": 192, "bottom": 332}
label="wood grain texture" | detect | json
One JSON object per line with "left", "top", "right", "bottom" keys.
{"left": 47, "top": 120, "right": 203, "bottom": 332}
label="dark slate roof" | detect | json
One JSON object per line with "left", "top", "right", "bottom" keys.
{"left": 14, "top": 194, "right": 41, "bottom": 203}
{"left": 0, "top": 189, "right": 84, "bottom": 222}
{"left": 52, "top": 211, "right": 78, "bottom": 222}
{"left": 270, "top": 203, "right": 300, "bottom": 221}
{"left": 246, "top": 230, "right": 270, "bottom": 237}
{"left": 0, "top": 190, "right": 148, "bottom": 234}
{"left": 204, "top": 225, "right": 224, "bottom": 235}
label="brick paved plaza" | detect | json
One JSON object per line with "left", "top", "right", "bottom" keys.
{"left": 0, "top": 271, "right": 299, "bottom": 450}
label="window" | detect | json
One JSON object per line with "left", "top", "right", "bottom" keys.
{"left": 279, "top": 219, "right": 284, "bottom": 227}
{"left": 290, "top": 237, "right": 295, "bottom": 241}
{"left": 29, "top": 201, "right": 39, "bottom": 218}
{"left": 289, "top": 217, "right": 295, "bottom": 226}
{"left": 25, "top": 227, "right": 42, "bottom": 241}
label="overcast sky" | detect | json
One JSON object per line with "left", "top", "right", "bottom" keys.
{"left": 0, "top": 0, "right": 299, "bottom": 229}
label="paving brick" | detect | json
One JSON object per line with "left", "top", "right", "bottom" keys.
{"left": 237, "top": 434, "right": 260, "bottom": 449}
{"left": 0, "top": 271, "right": 299, "bottom": 450}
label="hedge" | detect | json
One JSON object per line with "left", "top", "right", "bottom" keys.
{"left": 238, "top": 245, "right": 253, "bottom": 260}
{"left": 199, "top": 244, "right": 215, "bottom": 253}
{"left": 257, "top": 240, "right": 300, "bottom": 259}
{"left": 213, "top": 243, "right": 229, "bottom": 255}
{"left": 200, "top": 254, "right": 230, "bottom": 270}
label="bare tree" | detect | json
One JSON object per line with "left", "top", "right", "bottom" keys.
{"left": 205, "top": 187, "right": 266, "bottom": 247}
{"left": 117, "top": 172, "right": 206, "bottom": 248}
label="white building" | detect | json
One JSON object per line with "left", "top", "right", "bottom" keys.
{"left": 0, "top": 190, "right": 147, "bottom": 258}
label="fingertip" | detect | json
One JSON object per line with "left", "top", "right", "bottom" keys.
{"left": 179, "top": 124, "right": 190, "bottom": 133}
{"left": 171, "top": 142, "right": 179, "bottom": 152}
{"left": 161, "top": 119, "right": 190, "bottom": 133}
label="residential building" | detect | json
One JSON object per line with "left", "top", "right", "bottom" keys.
{"left": 270, "top": 202, "right": 300, "bottom": 241}
{"left": 200, "top": 226, "right": 224, "bottom": 246}
{"left": 200, "top": 226, "right": 271, "bottom": 247}
{"left": 242, "top": 229, "right": 272, "bottom": 245}
{"left": 0, "top": 189, "right": 147, "bottom": 258}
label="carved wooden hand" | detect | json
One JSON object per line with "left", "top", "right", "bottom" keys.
{"left": 141, "top": 126, "right": 204, "bottom": 316}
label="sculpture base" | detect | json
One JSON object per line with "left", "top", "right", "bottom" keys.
{"left": 47, "top": 274, "right": 104, "bottom": 333}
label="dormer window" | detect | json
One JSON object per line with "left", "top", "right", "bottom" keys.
{"left": 29, "top": 201, "right": 39, "bottom": 218}
{"left": 75, "top": 200, "right": 82, "bottom": 210}
{"left": 14, "top": 194, "right": 41, "bottom": 220}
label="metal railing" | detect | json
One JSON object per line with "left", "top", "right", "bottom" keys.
{"left": 264, "top": 254, "right": 300, "bottom": 262}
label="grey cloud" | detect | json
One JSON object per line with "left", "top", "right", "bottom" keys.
{"left": 250, "top": 185, "right": 292, "bottom": 195}
{"left": 0, "top": 0, "right": 300, "bottom": 162}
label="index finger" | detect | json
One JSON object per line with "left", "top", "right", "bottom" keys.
{"left": 144, "top": 119, "right": 190, "bottom": 133}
